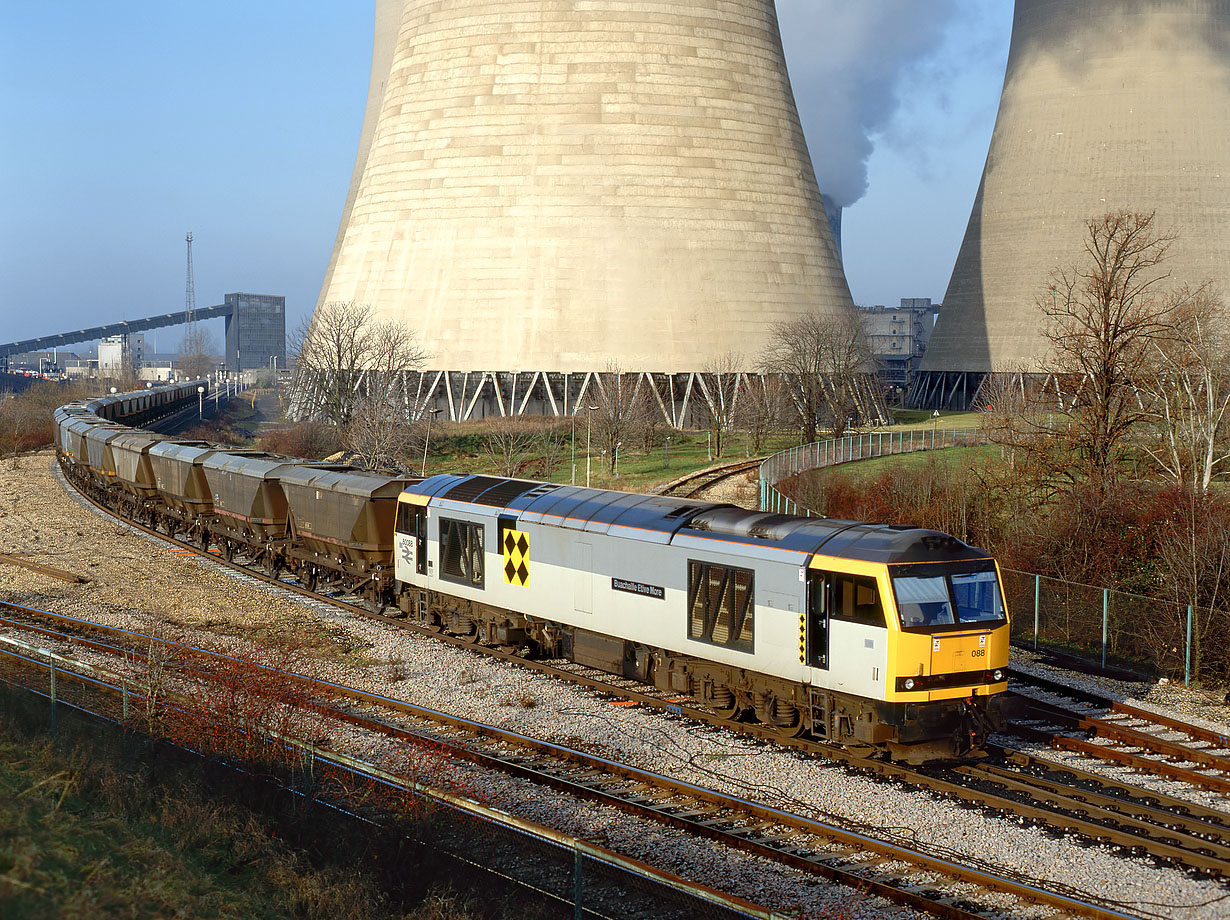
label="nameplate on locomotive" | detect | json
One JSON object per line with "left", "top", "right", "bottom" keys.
{"left": 612, "top": 578, "right": 664, "bottom": 600}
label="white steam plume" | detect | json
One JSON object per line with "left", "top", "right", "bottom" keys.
{"left": 777, "top": 0, "right": 960, "bottom": 208}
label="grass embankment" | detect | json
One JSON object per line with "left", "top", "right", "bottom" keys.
{"left": 0, "top": 728, "right": 485, "bottom": 920}
{"left": 798, "top": 445, "right": 1000, "bottom": 483}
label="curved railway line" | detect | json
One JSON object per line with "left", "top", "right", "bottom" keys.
{"left": 1007, "top": 669, "right": 1230, "bottom": 794}
{"left": 0, "top": 604, "right": 1169, "bottom": 920}
{"left": 657, "top": 459, "right": 761, "bottom": 499}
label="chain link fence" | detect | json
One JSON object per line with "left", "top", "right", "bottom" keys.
{"left": 0, "top": 643, "right": 778, "bottom": 920}
{"left": 1001, "top": 569, "right": 1212, "bottom": 684}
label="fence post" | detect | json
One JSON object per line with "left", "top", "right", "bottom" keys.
{"left": 49, "top": 661, "right": 57, "bottom": 737}
{"left": 122, "top": 682, "right": 129, "bottom": 721}
{"left": 1107, "top": 590, "right": 1116, "bottom": 669}
{"left": 1185, "top": 605, "right": 1193, "bottom": 688}
{"left": 1034, "top": 575, "right": 1040, "bottom": 650}
{"left": 574, "top": 845, "right": 584, "bottom": 920}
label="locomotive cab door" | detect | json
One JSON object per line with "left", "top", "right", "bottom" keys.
{"left": 413, "top": 507, "right": 427, "bottom": 575}
{"left": 806, "top": 570, "right": 829, "bottom": 669}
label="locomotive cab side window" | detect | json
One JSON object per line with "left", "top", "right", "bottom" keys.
{"left": 687, "top": 560, "right": 754, "bottom": 653}
{"left": 831, "top": 574, "right": 884, "bottom": 628}
{"left": 439, "top": 517, "right": 484, "bottom": 588}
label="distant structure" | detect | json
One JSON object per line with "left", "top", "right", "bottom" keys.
{"left": 184, "top": 232, "right": 197, "bottom": 334}
{"left": 859, "top": 298, "right": 938, "bottom": 396}
{"left": 315, "top": 0, "right": 853, "bottom": 421}
{"left": 914, "top": 0, "right": 1230, "bottom": 409}
{"left": 224, "top": 293, "right": 286, "bottom": 373}
{"left": 98, "top": 334, "right": 145, "bottom": 379}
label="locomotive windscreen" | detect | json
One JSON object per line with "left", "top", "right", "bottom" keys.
{"left": 889, "top": 560, "right": 1005, "bottom": 631}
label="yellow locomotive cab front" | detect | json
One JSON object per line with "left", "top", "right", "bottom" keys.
{"left": 884, "top": 560, "right": 1010, "bottom": 705}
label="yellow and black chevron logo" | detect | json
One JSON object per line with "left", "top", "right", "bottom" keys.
{"left": 502, "top": 528, "right": 529, "bottom": 587}
{"left": 798, "top": 613, "right": 806, "bottom": 664}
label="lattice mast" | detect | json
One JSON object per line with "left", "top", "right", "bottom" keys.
{"left": 184, "top": 231, "right": 197, "bottom": 340}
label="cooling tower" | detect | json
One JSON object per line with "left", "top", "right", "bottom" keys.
{"left": 316, "top": 0, "right": 852, "bottom": 400}
{"left": 916, "top": 0, "right": 1230, "bottom": 408}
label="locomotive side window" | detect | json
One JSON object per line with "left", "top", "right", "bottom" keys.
{"left": 687, "top": 560, "right": 754, "bottom": 653}
{"left": 831, "top": 574, "right": 884, "bottom": 628}
{"left": 439, "top": 517, "right": 484, "bottom": 588}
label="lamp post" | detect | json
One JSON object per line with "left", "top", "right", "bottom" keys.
{"left": 197, "top": 385, "right": 205, "bottom": 419}
{"left": 421, "top": 408, "right": 443, "bottom": 476}
{"left": 614, "top": 441, "right": 622, "bottom": 478}
{"left": 585, "top": 404, "right": 599, "bottom": 487}
{"left": 665, "top": 435, "right": 671, "bottom": 469}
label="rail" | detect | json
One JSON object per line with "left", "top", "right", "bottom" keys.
{"left": 758, "top": 427, "right": 984, "bottom": 514}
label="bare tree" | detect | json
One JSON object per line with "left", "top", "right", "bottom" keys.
{"left": 482, "top": 414, "right": 538, "bottom": 477}
{"left": 179, "top": 325, "right": 217, "bottom": 380}
{"left": 538, "top": 419, "right": 569, "bottom": 482}
{"left": 697, "top": 352, "right": 742, "bottom": 459}
{"left": 1139, "top": 292, "right": 1230, "bottom": 495}
{"left": 760, "top": 313, "right": 875, "bottom": 443}
{"left": 738, "top": 374, "right": 789, "bottom": 455}
{"left": 1037, "top": 211, "right": 1185, "bottom": 495}
{"left": 589, "top": 367, "right": 646, "bottom": 476}
{"left": 290, "top": 301, "right": 426, "bottom": 433}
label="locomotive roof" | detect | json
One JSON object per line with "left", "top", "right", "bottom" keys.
{"left": 406, "top": 474, "right": 991, "bottom": 564}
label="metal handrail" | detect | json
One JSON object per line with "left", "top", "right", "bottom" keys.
{"left": 758, "top": 428, "right": 984, "bottom": 515}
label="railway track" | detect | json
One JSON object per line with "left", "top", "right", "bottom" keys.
{"left": 657, "top": 459, "right": 761, "bottom": 499}
{"left": 43, "top": 466, "right": 1230, "bottom": 899}
{"left": 0, "top": 607, "right": 1163, "bottom": 920}
{"left": 1007, "top": 669, "right": 1230, "bottom": 794}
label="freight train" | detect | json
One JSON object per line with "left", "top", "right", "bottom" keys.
{"left": 55, "top": 385, "right": 1012, "bottom": 762}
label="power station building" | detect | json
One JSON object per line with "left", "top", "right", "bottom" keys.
{"left": 314, "top": 0, "right": 854, "bottom": 421}
{"left": 914, "top": 0, "right": 1230, "bottom": 409}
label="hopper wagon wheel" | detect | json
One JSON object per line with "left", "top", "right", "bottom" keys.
{"left": 221, "top": 540, "right": 236, "bottom": 563}
{"left": 262, "top": 552, "right": 281, "bottom": 576}
{"left": 300, "top": 566, "right": 318, "bottom": 593}
{"left": 196, "top": 529, "right": 210, "bottom": 551}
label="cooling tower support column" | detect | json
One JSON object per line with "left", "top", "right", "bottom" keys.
{"left": 312, "top": 0, "right": 853, "bottom": 396}
{"left": 913, "top": 0, "right": 1230, "bottom": 410}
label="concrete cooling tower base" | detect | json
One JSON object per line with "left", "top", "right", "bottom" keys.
{"left": 308, "top": 0, "right": 853, "bottom": 418}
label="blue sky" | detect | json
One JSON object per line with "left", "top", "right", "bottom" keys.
{"left": 0, "top": 1, "right": 1012, "bottom": 349}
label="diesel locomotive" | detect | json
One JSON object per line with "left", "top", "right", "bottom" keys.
{"left": 54, "top": 385, "right": 1011, "bottom": 762}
